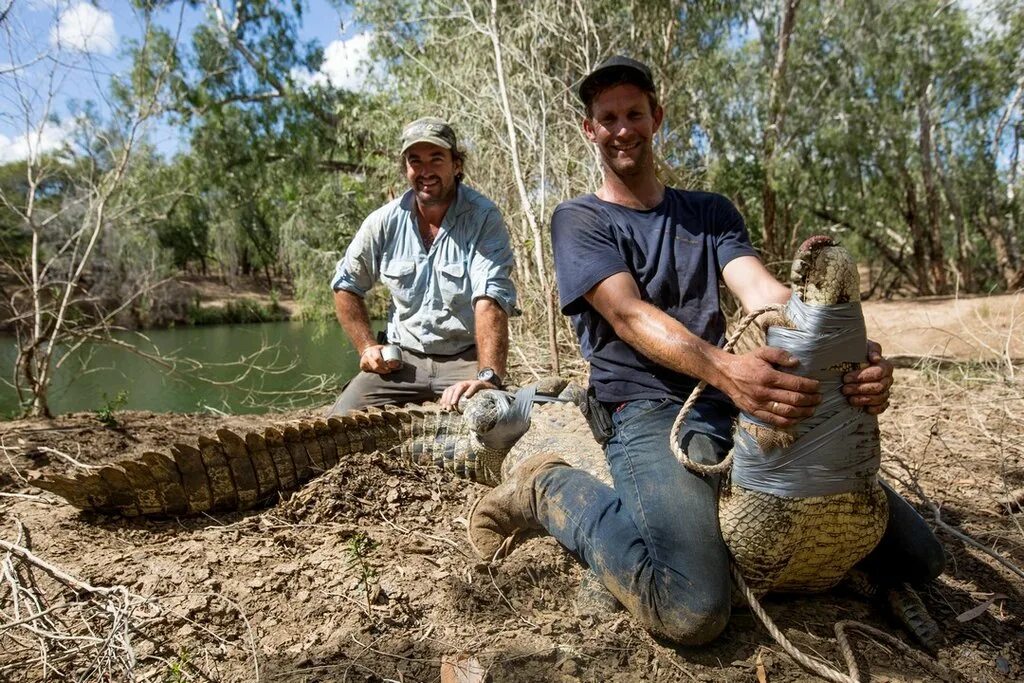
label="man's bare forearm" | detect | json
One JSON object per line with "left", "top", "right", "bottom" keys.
{"left": 609, "top": 297, "right": 731, "bottom": 388}
{"left": 585, "top": 271, "right": 818, "bottom": 426}
{"left": 334, "top": 289, "right": 377, "bottom": 354}
{"left": 473, "top": 297, "right": 508, "bottom": 376}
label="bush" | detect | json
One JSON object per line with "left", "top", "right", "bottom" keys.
{"left": 186, "top": 298, "right": 289, "bottom": 326}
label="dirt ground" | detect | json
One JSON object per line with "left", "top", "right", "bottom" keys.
{"left": 1, "top": 295, "right": 1022, "bottom": 682}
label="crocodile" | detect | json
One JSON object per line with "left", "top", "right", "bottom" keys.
{"left": 716, "top": 234, "right": 891, "bottom": 596}
{"left": 29, "top": 238, "right": 900, "bottom": 590}
{"left": 28, "top": 378, "right": 604, "bottom": 517}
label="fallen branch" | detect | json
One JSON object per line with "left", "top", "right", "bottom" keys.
{"left": 1, "top": 526, "right": 262, "bottom": 681}
{"left": 36, "top": 445, "right": 101, "bottom": 471}
{"left": 881, "top": 463, "right": 1024, "bottom": 582}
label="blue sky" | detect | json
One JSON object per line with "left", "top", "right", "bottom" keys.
{"left": 0, "top": 0, "right": 367, "bottom": 161}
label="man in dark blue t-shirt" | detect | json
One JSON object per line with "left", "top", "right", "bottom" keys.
{"left": 469, "top": 56, "right": 943, "bottom": 645}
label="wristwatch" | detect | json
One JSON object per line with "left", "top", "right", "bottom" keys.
{"left": 476, "top": 367, "right": 503, "bottom": 389}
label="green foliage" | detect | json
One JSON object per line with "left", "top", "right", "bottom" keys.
{"left": 346, "top": 531, "right": 378, "bottom": 617}
{"left": 96, "top": 390, "right": 129, "bottom": 428}
{"left": 163, "top": 646, "right": 192, "bottom": 683}
{"left": 186, "top": 299, "right": 287, "bottom": 326}
{"left": 0, "top": 160, "right": 73, "bottom": 262}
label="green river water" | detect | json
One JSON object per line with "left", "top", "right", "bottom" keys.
{"left": 0, "top": 321, "right": 367, "bottom": 417}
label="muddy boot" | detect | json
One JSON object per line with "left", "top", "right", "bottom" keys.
{"left": 468, "top": 453, "right": 568, "bottom": 560}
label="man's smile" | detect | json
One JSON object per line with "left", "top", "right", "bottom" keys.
{"left": 610, "top": 140, "right": 641, "bottom": 153}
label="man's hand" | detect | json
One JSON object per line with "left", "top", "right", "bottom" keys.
{"left": 721, "top": 347, "right": 821, "bottom": 427}
{"left": 440, "top": 379, "right": 497, "bottom": 411}
{"left": 359, "top": 345, "right": 401, "bottom": 374}
{"left": 841, "top": 340, "right": 893, "bottom": 415}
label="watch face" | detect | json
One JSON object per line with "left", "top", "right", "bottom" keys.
{"left": 477, "top": 368, "right": 499, "bottom": 386}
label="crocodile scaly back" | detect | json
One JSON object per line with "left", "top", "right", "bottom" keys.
{"left": 28, "top": 382, "right": 575, "bottom": 517}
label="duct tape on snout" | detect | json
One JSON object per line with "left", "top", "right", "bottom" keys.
{"left": 731, "top": 293, "right": 881, "bottom": 498}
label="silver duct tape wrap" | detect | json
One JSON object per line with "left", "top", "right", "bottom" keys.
{"left": 470, "top": 384, "right": 538, "bottom": 451}
{"left": 767, "top": 294, "right": 867, "bottom": 379}
{"left": 732, "top": 294, "right": 881, "bottom": 498}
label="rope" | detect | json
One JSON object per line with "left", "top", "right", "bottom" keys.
{"left": 735, "top": 565, "right": 956, "bottom": 682}
{"left": 670, "top": 304, "right": 785, "bottom": 475}
{"left": 731, "top": 564, "right": 859, "bottom": 683}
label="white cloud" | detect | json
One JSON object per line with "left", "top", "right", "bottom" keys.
{"left": 292, "top": 32, "right": 375, "bottom": 92}
{"left": 0, "top": 119, "right": 76, "bottom": 163}
{"left": 49, "top": 2, "right": 117, "bottom": 55}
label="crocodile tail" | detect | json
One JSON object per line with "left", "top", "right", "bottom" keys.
{"left": 29, "top": 386, "right": 561, "bottom": 516}
{"left": 888, "top": 583, "right": 944, "bottom": 655}
{"left": 28, "top": 409, "right": 420, "bottom": 516}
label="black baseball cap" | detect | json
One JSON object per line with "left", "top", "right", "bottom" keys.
{"left": 578, "top": 55, "right": 656, "bottom": 107}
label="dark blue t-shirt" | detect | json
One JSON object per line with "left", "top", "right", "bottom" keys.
{"left": 550, "top": 188, "right": 758, "bottom": 405}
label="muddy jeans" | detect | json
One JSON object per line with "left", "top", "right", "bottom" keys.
{"left": 532, "top": 398, "right": 945, "bottom": 645}
{"left": 532, "top": 398, "right": 734, "bottom": 644}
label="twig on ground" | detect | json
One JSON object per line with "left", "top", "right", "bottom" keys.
{"left": 36, "top": 445, "right": 101, "bottom": 471}
{"left": 485, "top": 562, "right": 539, "bottom": 629}
{"left": 1, "top": 524, "right": 262, "bottom": 681}
{"left": 1, "top": 438, "right": 28, "bottom": 484}
{"left": 0, "top": 492, "right": 53, "bottom": 504}
{"left": 377, "top": 512, "right": 470, "bottom": 557}
{"left": 881, "top": 461, "right": 1024, "bottom": 582}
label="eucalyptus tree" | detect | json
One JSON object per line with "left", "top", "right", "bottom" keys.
{"left": 706, "top": 0, "right": 1023, "bottom": 295}
{"left": 129, "top": 0, "right": 397, "bottom": 317}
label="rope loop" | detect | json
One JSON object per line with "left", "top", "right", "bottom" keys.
{"left": 671, "top": 303, "right": 785, "bottom": 475}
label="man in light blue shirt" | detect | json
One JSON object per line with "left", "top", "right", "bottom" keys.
{"left": 328, "top": 117, "right": 517, "bottom": 414}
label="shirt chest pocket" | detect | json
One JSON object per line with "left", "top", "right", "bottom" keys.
{"left": 380, "top": 260, "right": 417, "bottom": 299}
{"left": 437, "top": 260, "right": 467, "bottom": 301}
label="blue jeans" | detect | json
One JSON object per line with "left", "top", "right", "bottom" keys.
{"left": 532, "top": 398, "right": 945, "bottom": 645}
{"left": 858, "top": 480, "right": 946, "bottom": 584}
{"left": 533, "top": 398, "right": 734, "bottom": 644}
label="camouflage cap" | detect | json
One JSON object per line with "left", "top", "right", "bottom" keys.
{"left": 400, "top": 117, "right": 457, "bottom": 154}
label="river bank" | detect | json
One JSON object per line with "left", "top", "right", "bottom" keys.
{"left": 1, "top": 293, "right": 1023, "bottom": 679}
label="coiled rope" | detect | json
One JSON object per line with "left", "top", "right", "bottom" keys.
{"left": 669, "top": 303, "right": 784, "bottom": 475}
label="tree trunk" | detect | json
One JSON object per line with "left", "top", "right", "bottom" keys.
{"left": 17, "top": 345, "right": 52, "bottom": 418}
{"left": 917, "top": 86, "right": 947, "bottom": 293}
{"left": 935, "top": 126, "right": 972, "bottom": 290}
{"left": 761, "top": 0, "right": 801, "bottom": 264}
{"left": 896, "top": 156, "right": 933, "bottom": 295}
{"left": 486, "top": 0, "right": 558, "bottom": 373}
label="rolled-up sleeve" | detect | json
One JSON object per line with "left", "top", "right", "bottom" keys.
{"left": 330, "top": 214, "right": 382, "bottom": 296}
{"left": 469, "top": 208, "right": 517, "bottom": 315}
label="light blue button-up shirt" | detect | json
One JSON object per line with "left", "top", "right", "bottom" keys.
{"left": 331, "top": 184, "right": 517, "bottom": 355}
